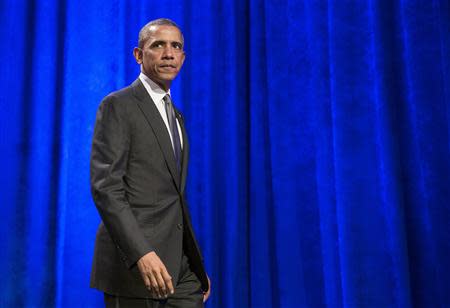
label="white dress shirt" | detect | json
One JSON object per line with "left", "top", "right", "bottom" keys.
{"left": 139, "top": 72, "right": 183, "bottom": 149}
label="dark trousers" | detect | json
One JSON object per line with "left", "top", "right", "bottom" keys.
{"left": 104, "top": 254, "right": 203, "bottom": 308}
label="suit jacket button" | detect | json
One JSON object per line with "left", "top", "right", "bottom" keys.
{"left": 177, "top": 223, "right": 183, "bottom": 230}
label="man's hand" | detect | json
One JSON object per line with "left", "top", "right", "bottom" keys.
{"left": 203, "top": 275, "right": 211, "bottom": 303}
{"left": 137, "top": 251, "right": 174, "bottom": 298}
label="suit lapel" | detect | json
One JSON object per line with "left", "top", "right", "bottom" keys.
{"left": 131, "top": 79, "right": 181, "bottom": 191}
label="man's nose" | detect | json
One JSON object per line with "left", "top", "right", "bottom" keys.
{"left": 162, "top": 46, "right": 175, "bottom": 59}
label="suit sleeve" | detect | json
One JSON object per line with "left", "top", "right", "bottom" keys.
{"left": 90, "top": 95, "right": 152, "bottom": 268}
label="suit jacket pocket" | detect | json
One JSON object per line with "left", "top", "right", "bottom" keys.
{"left": 130, "top": 195, "right": 180, "bottom": 238}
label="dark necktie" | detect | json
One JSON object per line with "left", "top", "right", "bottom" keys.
{"left": 163, "top": 94, "right": 182, "bottom": 170}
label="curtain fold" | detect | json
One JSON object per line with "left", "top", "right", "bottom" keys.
{"left": 1, "top": 0, "right": 449, "bottom": 307}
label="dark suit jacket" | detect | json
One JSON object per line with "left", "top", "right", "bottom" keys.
{"left": 90, "top": 78, "right": 208, "bottom": 297}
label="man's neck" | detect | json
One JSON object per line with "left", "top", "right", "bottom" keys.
{"left": 140, "top": 72, "right": 171, "bottom": 92}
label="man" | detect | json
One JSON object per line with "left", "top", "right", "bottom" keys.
{"left": 90, "top": 18, "right": 210, "bottom": 307}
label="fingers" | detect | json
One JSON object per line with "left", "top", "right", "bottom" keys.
{"left": 145, "top": 265, "right": 171, "bottom": 298}
{"left": 162, "top": 270, "right": 174, "bottom": 295}
{"left": 203, "top": 275, "right": 211, "bottom": 302}
{"left": 154, "top": 266, "right": 173, "bottom": 298}
{"left": 154, "top": 270, "right": 167, "bottom": 297}
{"left": 137, "top": 252, "right": 173, "bottom": 298}
{"left": 140, "top": 268, "right": 162, "bottom": 298}
{"left": 203, "top": 289, "right": 211, "bottom": 303}
{"left": 149, "top": 271, "right": 162, "bottom": 298}
{"left": 140, "top": 271, "right": 152, "bottom": 291}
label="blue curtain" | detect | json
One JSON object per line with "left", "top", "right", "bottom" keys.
{"left": 1, "top": 0, "right": 449, "bottom": 307}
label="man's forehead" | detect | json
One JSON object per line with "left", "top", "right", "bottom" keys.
{"left": 147, "top": 25, "right": 182, "bottom": 39}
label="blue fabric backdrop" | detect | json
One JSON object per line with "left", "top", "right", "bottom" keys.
{"left": 1, "top": 0, "right": 450, "bottom": 307}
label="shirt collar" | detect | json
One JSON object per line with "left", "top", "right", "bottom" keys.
{"left": 139, "top": 72, "right": 171, "bottom": 105}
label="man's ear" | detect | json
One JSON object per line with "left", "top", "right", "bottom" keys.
{"left": 133, "top": 47, "right": 142, "bottom": 64}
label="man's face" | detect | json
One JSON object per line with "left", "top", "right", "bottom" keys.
{"left": 134, "top": 25, "right": 185, "bottom": 91}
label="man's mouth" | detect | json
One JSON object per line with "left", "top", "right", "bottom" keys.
{"left": 160, "top": 64, "right": 176, "bottom": 69}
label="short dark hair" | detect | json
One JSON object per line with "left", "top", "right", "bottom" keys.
{"left": 138, "top": 18, "right": 184, "bottom": 48}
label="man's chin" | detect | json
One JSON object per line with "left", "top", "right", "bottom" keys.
{"left": 149, "top": 76, "right": 176, "bottom": 91}
{"left": 158, "top": 74, "right": 178, "bottom": 82}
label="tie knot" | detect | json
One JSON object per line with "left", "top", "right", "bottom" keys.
{"left": 164, "top": 94, "right": 172, "bottom": 105}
